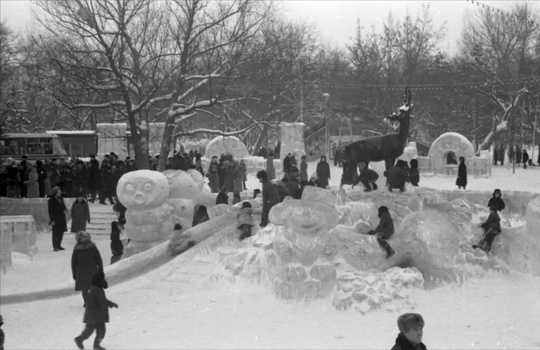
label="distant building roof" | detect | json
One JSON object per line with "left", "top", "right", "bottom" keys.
{"left": 46, "top": 130, "right": 96, "bottom": 135}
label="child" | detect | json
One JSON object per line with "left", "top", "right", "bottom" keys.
{"left": 473, "top": 205, "right": 501, "bottom": 253}
{"left": 487, "top": 189, "right": 505, "bottom": 212}
{"left": 237, "top": 202, "right": 254, "bottom": 241}
{"left": 74, "top": 272, "right": 118, "bottom": 350}
{"left": 352, "top": 162, "right": 379, "bottom": 192}
{"left": 456, "top": 156, "right": 467, "bottom": 190}
{"left": 391, "top": 313, "right": 427, "bottom": 350}
{"left": 216, "top": 186, "right": 229, "bottom": 205}
{"left": 110, "top": 221, "right": 123, "bottom": 264}
{"left": 408, "top": 159, "right": 420, "bottom": 186}
{"left": 366, "top": 206, "right": 395, "bottom": 258}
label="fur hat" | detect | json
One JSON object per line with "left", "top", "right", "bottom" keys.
{"left": 50, "top": 186, "right": 62, "bottom": 196}
{"left": 76, "top": 231, "right": 91, "bottom": 244}
{"left": 378, "top": 206, "right": 389, "bottom": 218}
{"left": 493, "top": 189, "right": 502, "bottom": 197}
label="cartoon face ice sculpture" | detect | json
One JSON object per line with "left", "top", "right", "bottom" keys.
{"left": 117, "top": 170, "right": 173, "bottom": 247}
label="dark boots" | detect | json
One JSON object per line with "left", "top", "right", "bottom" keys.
{"left": 376, "top": 235, "right": 395, "bottom": 259}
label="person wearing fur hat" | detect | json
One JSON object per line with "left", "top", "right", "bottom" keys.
{"left": 487, "top": 189, "right": 505, "bottom": 212}
{"left": 71, "top": 192, "right": 91, "bottom": 233}
{"left": 74, "top": 271, "right": 118, "bottom": 350}
{"left": 71, "top": 231, "right": 104, "bottom": 306}
{"left": 367, "top": 206, "right": 396, "bottom": 258}
{"left": 48, "top": 186, "right": 68, "bottom": 251}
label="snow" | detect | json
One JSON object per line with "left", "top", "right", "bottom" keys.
{"left": 2, "top": 163, "right": 540, "bottom": 349}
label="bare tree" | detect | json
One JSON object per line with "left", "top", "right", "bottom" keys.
{"left": 34, "top": 0, "right": 271, "bottom": 170}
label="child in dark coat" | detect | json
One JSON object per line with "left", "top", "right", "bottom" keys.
{"left": 72, "top": 231, "right": 103, "bottom": 306}
{"left": 391, "top": 313, "right": 427, "bottom": 350}
{"left": 366, "top": 206, "right": 396, "bottom": 258}
{"left": 408, "top": 159, "right": 420, "bottom": 186}
{"left": 110, "top": 221, "right": 123, "bottom": 264}
{"left": 216, "top": 186, "right": 229, "bottom": 205}
{"left": 487, "top": 189, "right": 505, "bottom": 212}
{"left": 74, "top": 272, "right": 118, "bottom": 350}
{"left": 473, "top": 205, "right": 501, "bottom": 253}
{"left": 352, "top": 162, "right": 379, "bottom": 192}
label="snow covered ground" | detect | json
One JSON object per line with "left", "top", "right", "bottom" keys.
{"left": 1, "top": 163, "right": 540, "bottom": 349}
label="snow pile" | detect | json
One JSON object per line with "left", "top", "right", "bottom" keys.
{"left": 333, "top": 267, "right": 424, "bottom": 313}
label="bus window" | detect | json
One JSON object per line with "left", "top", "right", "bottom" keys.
{"left": 1, "top": 139, "right": 24, "bottom": 155}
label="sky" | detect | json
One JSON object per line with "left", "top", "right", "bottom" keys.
{"left": 0, "top": 0, "right": 534, "bottom": 55}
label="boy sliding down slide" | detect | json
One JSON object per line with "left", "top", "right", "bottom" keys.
{"left": 364, "top": 206, "right": 396, "bottom": 259}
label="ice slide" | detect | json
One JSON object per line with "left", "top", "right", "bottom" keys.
{"left": 1, "top": 214, "right": 239, "bottom": 305}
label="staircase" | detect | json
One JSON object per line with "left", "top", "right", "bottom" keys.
{"left": 87, "top": 203, "right": 117, "bottom": 235}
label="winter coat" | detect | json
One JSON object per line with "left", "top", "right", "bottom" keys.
{"left": 456, "top": 162, "right": 467, "bottom": 187}
{"left": 232, "top": 163, "right": 243, "bottom": 193}
{"left": 110, "top": 228, "right": 123, "bottom": 257}
{"left": 262, "top": 181, "right": 280, "bottom": 212}
{"left": 48, "top": 196, "right": 67, "bottom": 233}
{"left": 238, "top": 162, "right": 247, "bottom": 182}
{"left": 276, "top": 181, "right": 290, "bottom": 202}
{"left": 354, "top": 168, "right": 379, "bottom": 186}
{"left": 207, "top": 164, "right": 220, "bottom": 193}
{"left": 25, "top": 168, "right": 39, "bottom": 198}
{"left": 283, "top": 156, "right": 292, "bottom": 173}
{"left": 523, "top": 150, "right": 529, "bottom": 164}
{"left": 71, "top": 199, "right": 91, "bottom": 233}
{"left": 487, "top": 197, "right": 505, "bottom": 212}
{"left": 72, "top": 241, "right": 103, "bottom": 291}
{"left": 83, "top": 285, "right": 115, "bottom": 324}
{"left": 391, "top": 333, "right": 427, "bottom": 350}
{"left": 286, "top": 178, "right": 301, "bottom": 199}
{"left": 225, "top": 164, "right": 237, "bottom": 193}
{"left": 237, "top": 207, "right": 253, "bottom": 228}
{"left": 375, "top": 212, "right": 394, "bottom": 240}
{"left": 387, "top": 165, "right": 408, "bottom": 189}
{"left": 481, "top": 211, "right": 501, "bottom": 233}
{"left": 300, "top": 160, "right": 308, "bottom": 182}
{"left": 73, "top": 166, "right": 88, "bottom": 195}
{"left": 316, "top": 160, "right": 331, "bottom": 188}
{"left": 216, "top": 192, "right": 229, "bottom": 205}
{"left": 88, "top": 159, "right": 101, "bottom": 191}
{"left": 266, "top": 157, "right": 276, "bottom": 181}
{"left": 60, "top": 169, "right": 74, "bottom": 197}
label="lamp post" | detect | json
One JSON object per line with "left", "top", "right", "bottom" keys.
{"left": 323, "top": 92, "right": 330, "bottom": 159}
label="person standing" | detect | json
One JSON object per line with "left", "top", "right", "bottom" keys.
{"left": 71, "top": 192, "right": 91, "bottom": 233}
{"left": 498, "top": 144, "right": 505, "bottom": 165}
{"left": 266, "top": 152, "right": 276, "bottom": 181}
{"left": 300, "top": 155, "right": 308, "bottom": 183}
{"left": 207, "top": 162, "right": 220, "bottom": 193}
{"left": 283, "top": 153, "right": 292, "bottom": 179}
{"left": 238, "top": 159, "right": 247, "bottom": 190}
{"left": 48, "top": 186, "right": 68, "bottom": 251}
{"left": 36, "top": 160, "right": 47, "bottom": 198}
{"left": 110, "top": 221, "right": 123, "bottom": 264}
{"left": 522, "top": 149, "right": 529, "bottom": 169}
{"left": 257, "top": 170, "right": 280, "bottom": 227}
{"left": 408, "top": 159, "right": 420, "bottom": 186}
{"left": 71, "top": 231, "right": 104, "bottom": 307}
{"left": 74, "top": 271, "right": 118, "bottom": 350}
{"left": 456, "top": 156, "right": 467, "bottom": 190}
{"left": 316, "top": 155, "right": 331, "bottom": 189}
{"left": 88, "top": 155, "right": 101, "bottom": 203}
{"left": 25, "top": 165, "right": 39, "bottom": 198}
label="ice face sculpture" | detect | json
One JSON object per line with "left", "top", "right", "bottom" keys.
{"left": 162, "top": 169, "right": 205, "bottom": 229}
{"left": 117, "top": 170, "right": 173, "bottom": 255}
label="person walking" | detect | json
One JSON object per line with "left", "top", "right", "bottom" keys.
{"left": 522, "top": 149, "right": 529, "bottom": 169}
{"left": 456, "top": 156, "right": 467, "bottom": 190}
{"left": 48, "top": 186, "right": 68, "bottom": 251}
{"left": 74, "top": 271, "right": 118, "bottom": 350}
{"left": 316, "top": 155, "right": 331, "bottom": 189}
{"left": 71, "top": 192, "right": 91, "bottom": 233}
{"left": 71, "top": 231, "right": 104, "bottom": 307}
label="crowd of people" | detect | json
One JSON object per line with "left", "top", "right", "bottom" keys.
{"left": 492, "top": 144, "right": 539, "bottom": 168}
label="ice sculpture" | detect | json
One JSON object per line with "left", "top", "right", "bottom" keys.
{"left": 162, "top": 169, "right": 205, "bottom": 229}
{"left": 117, "top": 170, "right": 173, "bottom": 256}
{"left": 279, "top": 122, "right": 306, "bottom": 161}
{"left": 205, "top": 136, "right": 249, "bottom": 159}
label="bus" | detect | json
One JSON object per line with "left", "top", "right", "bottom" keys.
{"left": 0, "top": 133, "right": 68, "bottom": 161}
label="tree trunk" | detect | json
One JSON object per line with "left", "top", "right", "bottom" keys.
{"left": 478, "top": 119, "right": 508, "bottom": 151}
{"left": 158, "top": 119, "right": 175, "bottom": 171}
{"left": 127, "top": 114, "right": 149, "bottom": 170}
